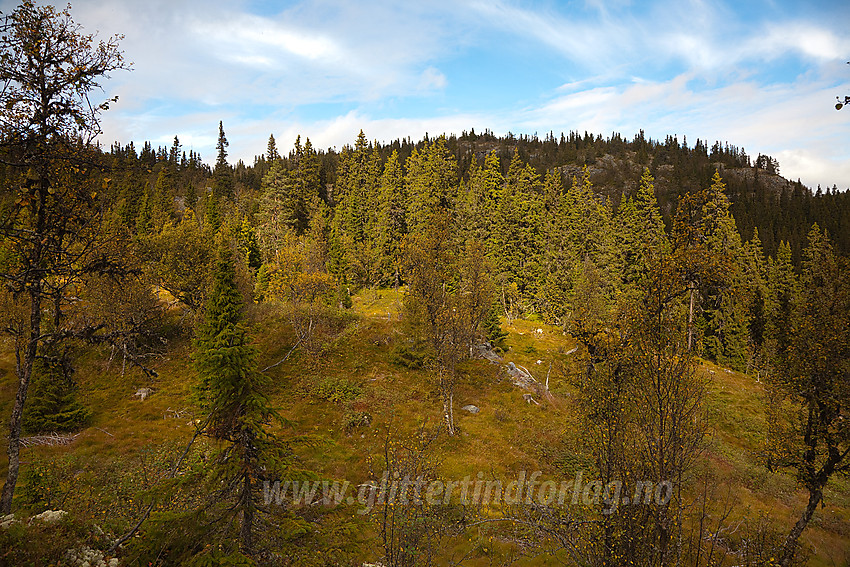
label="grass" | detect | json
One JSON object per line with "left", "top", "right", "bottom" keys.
{"left": 0, "top": 287, "right": 848, "bottom": 565}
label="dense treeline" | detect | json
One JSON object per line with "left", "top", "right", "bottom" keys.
{"left": 95, "top": 124, "right": 847, "bottom": 375}
{"left": 106, "top": 126, "right": 850, "bottom": 263}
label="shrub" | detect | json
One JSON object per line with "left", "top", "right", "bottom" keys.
{"left": 342, "top": 410, "right": 372, "bottom": 432}
{"left": 482, "top": 304, "right": 508, "bottom": 352}
{"left": 390, "top": 344, "right": 428, "bottom": 369}
{"left": 314, "top": 377, "right": 362, "bottom": 404}
{"left": 23, "top": 357, "right": 90, "bottom": 434}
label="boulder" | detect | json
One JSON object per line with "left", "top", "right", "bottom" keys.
{"left": 473, "top": 342, "right": 503, "bottom": 363}
{"left": 32, "top": 509, "right": 67, "bottom": 524}
{"left": 462, "top": 405, "right": 480, "bottom": 414}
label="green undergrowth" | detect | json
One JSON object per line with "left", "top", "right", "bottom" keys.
{"left": 0, "top": 288, "right": 848, "bottom": 565}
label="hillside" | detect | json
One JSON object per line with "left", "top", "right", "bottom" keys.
{"left": 1, "top": 288, "right": 849, "bottom": 565}
{"left": 2, "top": 2, "right": 849, "bottom": 564}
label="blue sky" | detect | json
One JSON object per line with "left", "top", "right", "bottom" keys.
{"left": 7, "top": 0, "right": 850, "bottom": 189}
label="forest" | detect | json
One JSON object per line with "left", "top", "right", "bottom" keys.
{"left": 1, "top": 2, "right": 849, "bottom": 566}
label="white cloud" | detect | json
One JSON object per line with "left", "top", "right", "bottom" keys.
{"left": 190, "top": 14, "right": 342, "bottom": 66}
{"left": 753, "top": 24, "right": 850, "bottom": 62}
{"left": 3, "top": 0, "right": 848, "bottom": 189}
{"left": 469, "top": 0, "right": 628, "bottom": 70}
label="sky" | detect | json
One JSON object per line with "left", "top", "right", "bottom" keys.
{"left": 5, "top": 0, "right": 850, "bottom": 190}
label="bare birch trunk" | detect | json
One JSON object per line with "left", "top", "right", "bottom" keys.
{"left": 1, "top": 289, "right": 41, "bottom": 514}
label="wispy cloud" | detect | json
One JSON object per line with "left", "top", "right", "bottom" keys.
{"left": 191, "top": 15, "right": 342, "bottom": 67}
{"left": 3, "top": 0, "right": 848, "bottom": 189}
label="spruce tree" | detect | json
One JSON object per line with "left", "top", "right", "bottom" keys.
{"left": 334, "top": 131, "right": 382, "bottom": 286}
{"left": 185, "top": 182, "right": 198, "bottom": 211}
{"left": 23, "top": 356, "right": 90, "bottom": 434}
{"left": 741, "top": 228, "right": 769, "bottom": 370}
{"left": 204, "top": 192, "right": 222, "bottom": 234}
{"left": 765, "top": 240, "right": 799, "bottom": 360}
{"left": 543, "top": 167, "right": 621, "bottom": 327}
{"left": 490, "top": 150, "right": 545, "bottom": 300}
{"left": 671, "top": 170, "right": 736, "bottom": 353}
{"left": 293, "top": 137, "right": 321, "bottom": 221}
{"left": 457, "top": 151, "right": 503, "bottom": 245}
{"left": 405, "top": 135, "right": 458, "bottom": 235}
{"left": 616, "top": 168, "right": 668, "bottom": 292}
{"left": 135, "top": 183, "right": 154, "bottom": 235}
{"left": 238, "top": 218, "right": 263, "bottom": 271}
{"left": 192, "top": 244, "right": 289, "bottom": 558}
{"left": 376, "top": 150, "right": 408, "bottom": 286}
{"left": 213, "top": 121, "right": 234, "bottom": 200}
{"left": 697, "top": 172, "right": 749, "bottom": 367}
{"left": 151, "top": 165, "right": 176, "bottom": 228}
{"left": 266, "top": 133, "right": 279, "bottom": 162}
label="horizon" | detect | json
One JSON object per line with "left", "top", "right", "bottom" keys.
{"left": 4, "top": 0, "right": 849, "bottom": 190}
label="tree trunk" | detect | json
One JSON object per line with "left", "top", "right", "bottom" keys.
{"left": 441, "top": 373, "right": 455, "bottom": 437}
{"left": 448, "top": 390, "right": 454, "bottom": 435}
{"left": 241, "top": 472, "right": 254, "bottom": 556}
{"left": 779, "top": 487, "right": 822, "bottom": 567}
{"left": 1, "top": 290, "right": 41, "bottom": 514}
{"left": 443, "top": 393, "right": 455, "bottom": 437}
{"left": 687, "top": 282, "right": 697, "bottom": 351}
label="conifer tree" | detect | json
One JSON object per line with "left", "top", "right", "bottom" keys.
{"left": 334, "top": 131, "right": 382, "bottom": 286}
{"left": 205, "top": 192, "right": 222, "bottom": 233}
{"left": 150, "top": 165, "right": 176, "bottom": 228}
{"left": 135, "top": 183, "right": 154, "bottom": 235}
{"left": 238, "top": 218, "right": 262, "bottom": 272}
{"left": 258, "top": 158, "right": 297, "bottom": 255}
{"left": 294, "top": 137, "right": 321, "bottom": 197}
{"left": 741, "top": 228, "right": 769, "bottom": 371}
{"left": 168, "top": 135, "right": 182, "bottom": 166}
{"left": 185, "top": 182, "right": 198, "bottom": 211}
{"left": 481, "top": 301, "right": 508, "bottom": 352}
{"left": 490, "top": 150, "right": 545, "bottom": 301}
{"left": 192, "top": 243, "right": 289, "bottom": 558}
{"left": 118, "top": 177, "right": 146, "bottom": 228}
{"left": 213, "top": 121, "right": 234, "bottom": 200}
{"left": 670, "top": 170, "right": 736, "bottom": 352}
{"left": 764, "top": 241, "right": 799, "bottom": 359}
{"left": 696, "top": 173, "right": 749, "bottom": 367}
{"left": 287, "top": 135, "right": 320, "bottom": 234}
{"left": 457, "top": 151, "right": 503, "bottom": 245}
{"left": 266, "top": 133, "right": 279, "bottom": 162}
{"left": 22, "top": 355, "right": 90, "bottom": 434}
{"left": 540, "top": 169, "right": 570, "bottom": 320}
{"left": 376, "top": 150, "right": 408, "bottom": 286}
{"left": 543, "top": 167, "right": 620, "bottom": 327}
{"left": 616, "top": 168, "right": 668, "bottom": 292}
{"left": 405, "top": 135, "right": 458, "bottom": 235}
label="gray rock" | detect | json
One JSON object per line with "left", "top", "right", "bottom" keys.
{"left": 473, "top": 342, "right": 503, "bottom": 363}
{"left": 462, "top": 405, "right": 480, "bottom": 414}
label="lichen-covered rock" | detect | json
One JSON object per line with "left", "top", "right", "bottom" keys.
{"left": 65, "top": 545, "right": 119, "bottom": 567}
{"left": 31, "top": 509, "right": 68, "bottom": 524}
